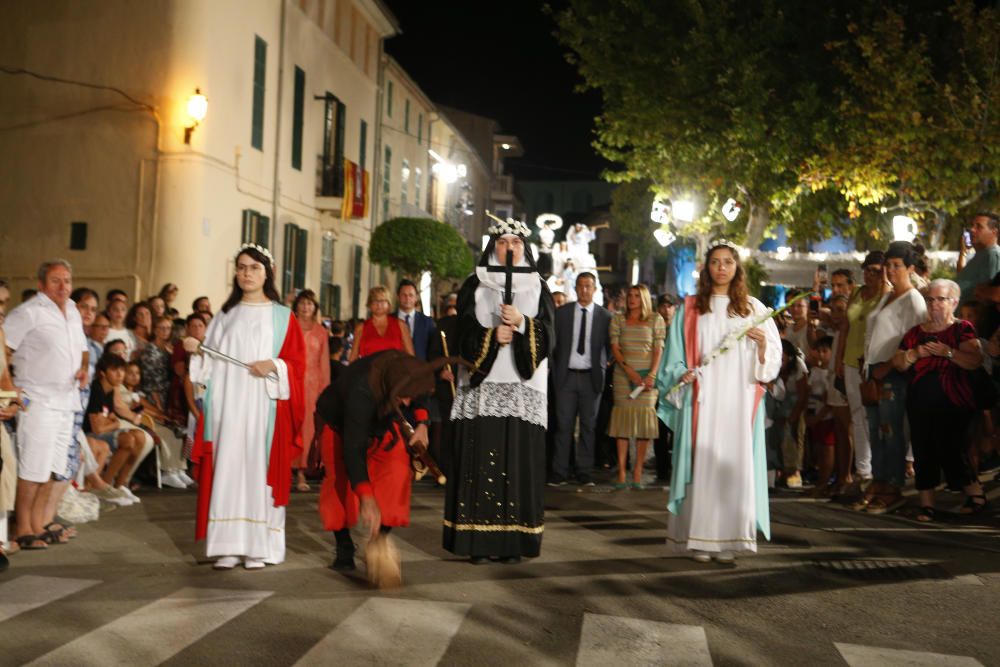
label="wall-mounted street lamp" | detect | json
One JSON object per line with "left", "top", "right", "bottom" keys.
{"left": 184, "top": 88, "right": 208, "bottom": 144}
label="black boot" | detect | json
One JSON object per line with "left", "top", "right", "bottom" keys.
{"left": 330, "top": 528, "right": 356, "bottom": 571}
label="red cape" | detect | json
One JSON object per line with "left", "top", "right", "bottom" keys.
{"left": 192, "top": 316, "right": 305, "bottom": 541}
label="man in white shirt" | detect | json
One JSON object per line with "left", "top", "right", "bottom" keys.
{"left": 550, "top": 273, "right": 611, "bottom": 486}
{"left": 4, "top": 260, "right": 88, "bottom": 550}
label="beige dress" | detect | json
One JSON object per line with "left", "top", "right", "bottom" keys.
{"left": 608, "top": 313, "right": 666, "bottom": 439}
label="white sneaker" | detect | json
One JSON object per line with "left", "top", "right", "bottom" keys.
{"left": 118, "top": 486, "right": 141, "bottom": 503}
{"left": 177, "top": 471, "right": 195, "bottom": 486}
{"left": 715, "top": 551, "right": 736, "bottom": 564}
{"left": 94, "top": 487, "right": 134, "bottom": 506}
{"left": 244, "top": 558, "right": 266, "bottom": 570}
{"left": 690, "top": 551, "right": 712, "bottom": 563}
{"left": 161, "top": 472, "right": 187, "bottom": 489}
{"left": 213, "top": 556, "right": 240, "bottom": 570}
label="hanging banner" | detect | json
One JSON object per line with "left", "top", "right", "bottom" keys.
{"left": 340, "top": 159, "right": 369, "bottom": 220}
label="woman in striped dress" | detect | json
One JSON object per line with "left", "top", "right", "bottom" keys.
{"left": 608, "top": 284, "right": 666, "bottom": 489}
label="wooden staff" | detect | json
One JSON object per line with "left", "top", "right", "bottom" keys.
{"left": 395, "top": 410, "right": 446, "bottom": 485}
{"left": 440, "top": 331, "right": 456, "bottom": 399}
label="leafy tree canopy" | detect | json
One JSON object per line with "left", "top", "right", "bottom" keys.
{"left": 369, "top": 217, "right": 474, "bottom": 280}
{"left": 554, "top": 0, "right": 999, "bottom": 250}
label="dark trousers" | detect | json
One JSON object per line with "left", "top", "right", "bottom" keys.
{"left": 908, "top": 397, "right": 975, "bottom": 491}
{"left": 553, "top": 370, "right": 602, "bottom": 479}
{"left": 653, "top": 420, "right": 673, "bottom": 480}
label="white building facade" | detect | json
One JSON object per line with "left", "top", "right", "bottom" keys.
{"left": 0, "top": 0, "right": 397, "bottom": 320}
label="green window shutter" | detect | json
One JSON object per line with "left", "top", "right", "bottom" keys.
{"left": 404, "top": 99, "right": 410, "bottom": 133}
{"left": 282, "top": 223, "right": 296, "bottom": 298}
{"left": 294, "top": 227, "right": 307, "bottom": 290}
{"left": 335, "top": 100, "right": 346, "bottom": 192}
{"left": 359, "top": 120, "right": 368, "bottom": 171}
{"left": 417, "top": 113, "right": 423, "bottom": 144}
{"left": 252, "top": 35, "right": 267, "bottom": 151}
{"left": 242, "top": 209, "right": 253, "bottom": 243}
{"left": 291, "top": 66, "right": 305, "bottom": 170}
{"left": 257, "top": 215, "right": 270, "bottom": 249}
{"left": 386, "top": 81, "right": 393, "bottom": 117}
{"left": 352, "top": 245, "right": 363, "bottom": 320}
{"left": 382, "top": 145, "right": 391, "bottom": 221}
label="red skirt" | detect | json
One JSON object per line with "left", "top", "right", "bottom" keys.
{"left": 318, "top": 425, "right": 413, "bottom": 531}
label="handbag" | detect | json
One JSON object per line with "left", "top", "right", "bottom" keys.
{"left": 859, "top": 360, "right": 881, "bottom": 406}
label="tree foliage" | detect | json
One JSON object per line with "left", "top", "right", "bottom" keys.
{"left": 609, "top": 180, "right": 658, "bottom": 262}
{"left": 803, "top": 0, "right": 1000, "bottom": 245}
{"left": 553, "top": 0, "right": 1000, "bottom": 250}
{"left": 369, "top": 217, "right": 474, "bottom": 280}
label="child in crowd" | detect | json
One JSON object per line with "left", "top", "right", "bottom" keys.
{"left": 766, "top": 339, "right": 807, "bottom": 489}
{"left": 86, "top": 354, "right": 146, "bottom": 500}
{"left": 826, "top": 295, "right": 854, "bottom": 495}
{"left": 806, "top": 337, "right": 838, "bottom": 498}
{"left": 781, "top": 339, "right": 810, "bottom": 489}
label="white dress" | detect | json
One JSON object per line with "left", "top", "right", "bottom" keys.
{"left": 666, "top": 295, "right": 782, "bottom": 554}
{"left": 190, "top": 302, "right": 290, "bottom": 564}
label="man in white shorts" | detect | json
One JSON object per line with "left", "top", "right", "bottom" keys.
{"left": 4, "top": 260, "right": 88, "bottom": 550}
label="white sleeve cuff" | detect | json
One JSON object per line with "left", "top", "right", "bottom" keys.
{"left": 265, "top": 358, "right": 290, "bottom": 400}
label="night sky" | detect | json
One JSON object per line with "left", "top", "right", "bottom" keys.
{"left": 381, "top": 0, "right": 610, "bottom": 181}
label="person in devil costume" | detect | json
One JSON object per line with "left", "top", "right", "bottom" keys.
{"left": 315, "top": 349, "right": 451, "bottom": 571}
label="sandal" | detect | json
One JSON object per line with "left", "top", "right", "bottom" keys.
{"left": 867, "top": 495, "right": 906, "bottom": 515}
{"left": 15, "top": 534, "right": 47, "bottom": 550}
{"left": 45, "top": 522, "right": 77, "bottom": 539}
{"left": 850, "top": 497, "right": 871, "bottom": 512}
{"left": 629, "top": 481, "right": 645, "bottom": 490}
{"left": 612, "top": 482, "right": 628, "bottom": 490}
{"left": 40, "top": 529, "right": 68, "bottom": 545}
{"left": 915, "top": 506, "right": 936, "bottom": 523}
{"left": 295, "top": 481, "right": 311, "bottom": 492}
{"left": 959, "top": 494, "right": 988, "bottom": 515}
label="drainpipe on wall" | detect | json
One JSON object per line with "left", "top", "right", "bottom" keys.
{"left": 369, "top": 50, "right": 387, "bottom": 292}
{"left": 270, "top": 0, "right": 287, "bottom": 254}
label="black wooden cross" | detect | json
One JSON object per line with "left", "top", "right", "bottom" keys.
{"left": 485, "top": 250, "right": 534, "bottom": 305}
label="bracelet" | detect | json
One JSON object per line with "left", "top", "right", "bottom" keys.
{"left": 946, "top": 348, "right": 954, "bottom": 360}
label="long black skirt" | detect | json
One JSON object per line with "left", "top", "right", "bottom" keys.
{"left": 443, "top": 416, "right": 545, "bottom": 558}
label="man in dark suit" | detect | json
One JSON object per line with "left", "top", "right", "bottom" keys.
{"left": 395, "top": 279, "right": 437, "bottom": 361}
{"left": 550, "top": 272, "right": 611, "bottom": 486}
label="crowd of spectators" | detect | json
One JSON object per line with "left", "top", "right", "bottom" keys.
{"left": 762, "top": 212, "right": 1000, "bottom": 524}
{"left": 0, "top": 265, "right": 214, "bottom": 570}
{"left": 2, "top": 210, "right": 998, "bottom": 572}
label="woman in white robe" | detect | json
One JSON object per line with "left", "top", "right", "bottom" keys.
{"left": 188, "top": 245, "right": 305, "bottom": 570}
{"left": 656, "top": 242, "right": 781, "bottom": 563}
